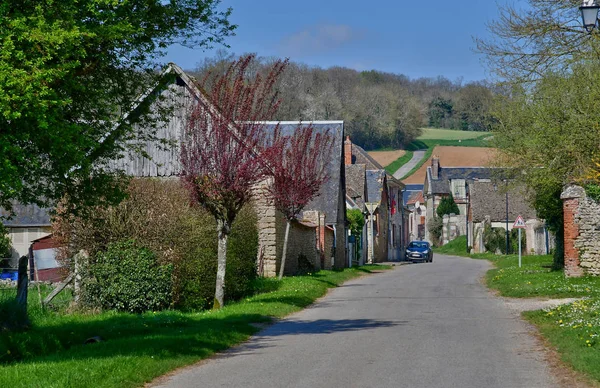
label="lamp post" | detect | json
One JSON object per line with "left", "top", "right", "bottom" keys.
{"left": 580, "top": 1, "right": 600, "bottom": 32}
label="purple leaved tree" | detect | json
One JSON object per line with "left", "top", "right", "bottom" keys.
{"left": 180, "top": 55, "right": 287, "bottom": 309}
{"left": 266, "top": 126, "right": 333, "bottom": 280}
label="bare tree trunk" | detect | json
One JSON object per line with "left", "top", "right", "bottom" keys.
{"left": 278, "top": 219, "right": 291, "bottom": 280}
{"left": 214, "top": 219, "right": 228, "bottom": 309}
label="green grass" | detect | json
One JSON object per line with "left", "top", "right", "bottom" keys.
{"left": 0, "top": 265, "right": 390, "bottom": 388}
{"left": 405, "top": 136, "right": 490, "bottom": 151}
{"left": 436, "top": 237, "right": 600, "bottom": 384}
{"left": 417, "top": 128, "right": 490, "bottom": 141}
{"left": 384, "top": 150, "right": 413, "bottom": 174}
{"left": 526, "top": 302, "right": 600, "bottom": 383}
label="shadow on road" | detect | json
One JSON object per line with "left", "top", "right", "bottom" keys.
{"left": 259, "top": 318, "right": 404, "bottom": 336}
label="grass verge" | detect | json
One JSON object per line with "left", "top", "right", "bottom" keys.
{"left": 385, "top": 151, "right": 413, "bottom": 175}
{"left": 436, "top": 236, "right": 600, "bottom": 383}
{"left": 0, "top": 265, "right": 389, "bottom": 388}
{"left": 400, "top": 147, "right": 434, "bottom": 180}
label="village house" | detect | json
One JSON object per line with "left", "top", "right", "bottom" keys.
{"left": 423, "top": 156, "right": 553, "bottom": 253}
{"left": 344, "top": 137, "right": 407, "bottom": 261}
{"left": 468, "top": 180, "right": 552, "bottom": 254}
{"left": 0, "top": 203, "right": 64, "bottom": 282}
{"left": 345, "top": 163, "right": 369, "bottom": 265}
{"left": 423, "top": 156, "right": 493, "bottom": 243}
{"left": 406, "top": 191, "right": 426, "bottom": 242}
{"left": 107, "top": 63, "right": 347, "bottom": 277}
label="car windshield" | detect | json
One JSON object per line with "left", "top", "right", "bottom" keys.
{"left": 408, "top": 242, "right": 428, "bottom": 249}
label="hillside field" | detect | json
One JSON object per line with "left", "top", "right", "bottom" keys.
{"left": 402, "top": 146, "right": 497, "bottom": 184}
{"left": 367, "top": 150, "right": 406, "bottom": 167}
{"left": 417, "top": 128, "right": 489, "bottom": 141}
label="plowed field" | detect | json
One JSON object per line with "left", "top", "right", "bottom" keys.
{"left": 367, "top": 150, "right": 406, "bottom": 167}
{"left": 402, "top": 146, "right": 498, "bottom": 184}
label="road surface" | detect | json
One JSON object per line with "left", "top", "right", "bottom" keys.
{"left": 393, "top": 150, "right": 426, "bottom": 180}
{"left": 152, "top": 254, "right": 559, "bottom": 388}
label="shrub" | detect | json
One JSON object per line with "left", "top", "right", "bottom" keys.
{"left": 436, "top": 194, "right": 460, "bottom": 218}
{"left": 0, "top": 225, "right": 12, "bottom": 259}
{"left": 428, "top": 216, "right": 443, "bottom": 246}
{"left": 55, "top": 179, "right": 258, "bottom": 312}
{"left": 82, "top": 240, "right": 173, "bottom": 313}
{"left": 483, "top": 225, "right": 506, "bottom": 254}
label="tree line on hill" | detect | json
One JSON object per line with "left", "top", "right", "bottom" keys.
{"left": 191, "top": 51, "right": 495, "bottom": 150}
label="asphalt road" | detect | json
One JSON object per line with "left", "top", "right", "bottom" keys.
{"left": 393, "top": 149, "right": 426, "bottom": 179}
{"left": 152, "top": 254, "right": 558, "bottom": 388}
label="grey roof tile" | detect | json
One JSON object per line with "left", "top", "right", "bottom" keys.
{"left": 1, "top": 203, "right": 51, "bottom": 227}
{"left": 264, "top": 122, "right": 345, "bottom": 224}
{"left": 470, "top": 181, "right": 537, "bottom": 222}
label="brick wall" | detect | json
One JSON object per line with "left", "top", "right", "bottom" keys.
{"left": 561, "top": 185, "right": 600, "bottom": 277}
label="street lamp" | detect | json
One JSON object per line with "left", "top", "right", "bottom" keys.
{"left": 580, "top": 1, "right": 600, "bottom": 32}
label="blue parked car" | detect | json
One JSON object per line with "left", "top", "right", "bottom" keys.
{"left": 405, "top": 241, "right": 433, "bottom": 263}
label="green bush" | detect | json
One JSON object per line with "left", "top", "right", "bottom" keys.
{"left": 55, "top": 179, "right": 258, "bottom": 312}
{"left": 0, "top": 224, "right": 12, "bottom": 259}
{"left": 483, "top": 225, "right": 526, "bottom": 255}
{"left": 436, "top": 194, "right": 460, "bottom": 217}
{"left": 174, "top": 205, "right": 258, "bottom": 310}
{"left": 483, "top": 225, "right": 506, "bottom": 254}
{"left": 428, "top": 216, "right": 443, "bottom": 246}
{"left": 82, "top": 240, "right": 173, "bottom": 313}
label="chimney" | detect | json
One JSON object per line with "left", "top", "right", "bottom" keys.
{"left": 432, "top": 156, "right": 440, "bottom": 180}
{"left": 344, "top": 136, "right": 352, "bottom": 165}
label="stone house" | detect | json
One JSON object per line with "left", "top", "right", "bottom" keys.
{"left": 0, "top": 203, "right": 64, "bottom": 282}
{"left": 468, "top": 181, "right": 552, "bottom": 255}
{"left": 423, "top": 156, "right": 494, "bottom": 244}
{"left": 406, "top": 191, "right": 426, "bottom": 242}
{"left": 1, "top": 203, "right": 52, "bottom": 261}
{"left": 365, "top": 170, "right": 390, "bottom": 263}
{"left": 255, "top": 122, "right": 347, "bottom": 277}
{"left": 108, "top": 63, "right": 347, "bottom": 277}
{"left": 345, "top": 137, "right": 407, "bottom": 261}
{"left": 345, "top": 163, "right": 369, "bottom": 265}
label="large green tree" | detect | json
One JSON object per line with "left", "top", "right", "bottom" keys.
{"left": 479, "top": 0, "right": 600, "bottom": 268}
{"left": 0, "top": 0, "right": 234, "bottom": 210}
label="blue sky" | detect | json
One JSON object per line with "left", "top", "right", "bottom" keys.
{"left": 165, "top": 0, "right": 523, "bottom": 82}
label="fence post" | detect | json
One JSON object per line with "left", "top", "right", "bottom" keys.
{"left": 15, "top": 255, "right": 29, "bottom": 326}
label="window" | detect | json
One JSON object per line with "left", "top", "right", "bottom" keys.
{"left": 12, "top": 229, "right": 24, "bottom": 244}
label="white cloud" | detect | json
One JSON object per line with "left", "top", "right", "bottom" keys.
{"left": 279, "top": 24, "right": 365, "bottom": 56}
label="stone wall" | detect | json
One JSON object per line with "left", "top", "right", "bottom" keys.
{"left": 276, "top": 217, "right": 319, "bottom": 275}
{"left": 254, "top": 180, "right": 278, "bottom": 277}
{"left": 442, "top": 214, "right": 460, "bottom": 245}
{"left": 561, "top": 185, "right": 600, "bottom": 277}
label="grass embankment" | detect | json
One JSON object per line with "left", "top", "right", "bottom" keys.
{"left": 436, "top": 236, "right": 600, "bottom": 382}
{"left": 0, "top": 265, "right": 389, "bottom": 388}
{"left": 384, "top": 151, "right": 413, "bottom": 175}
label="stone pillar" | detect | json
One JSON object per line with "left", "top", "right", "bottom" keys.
{"left": 561, "top": 185, "right": 585, "bottom": 278}
{"left": 254, "top": 179, "right": 278, "bottom": 277}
